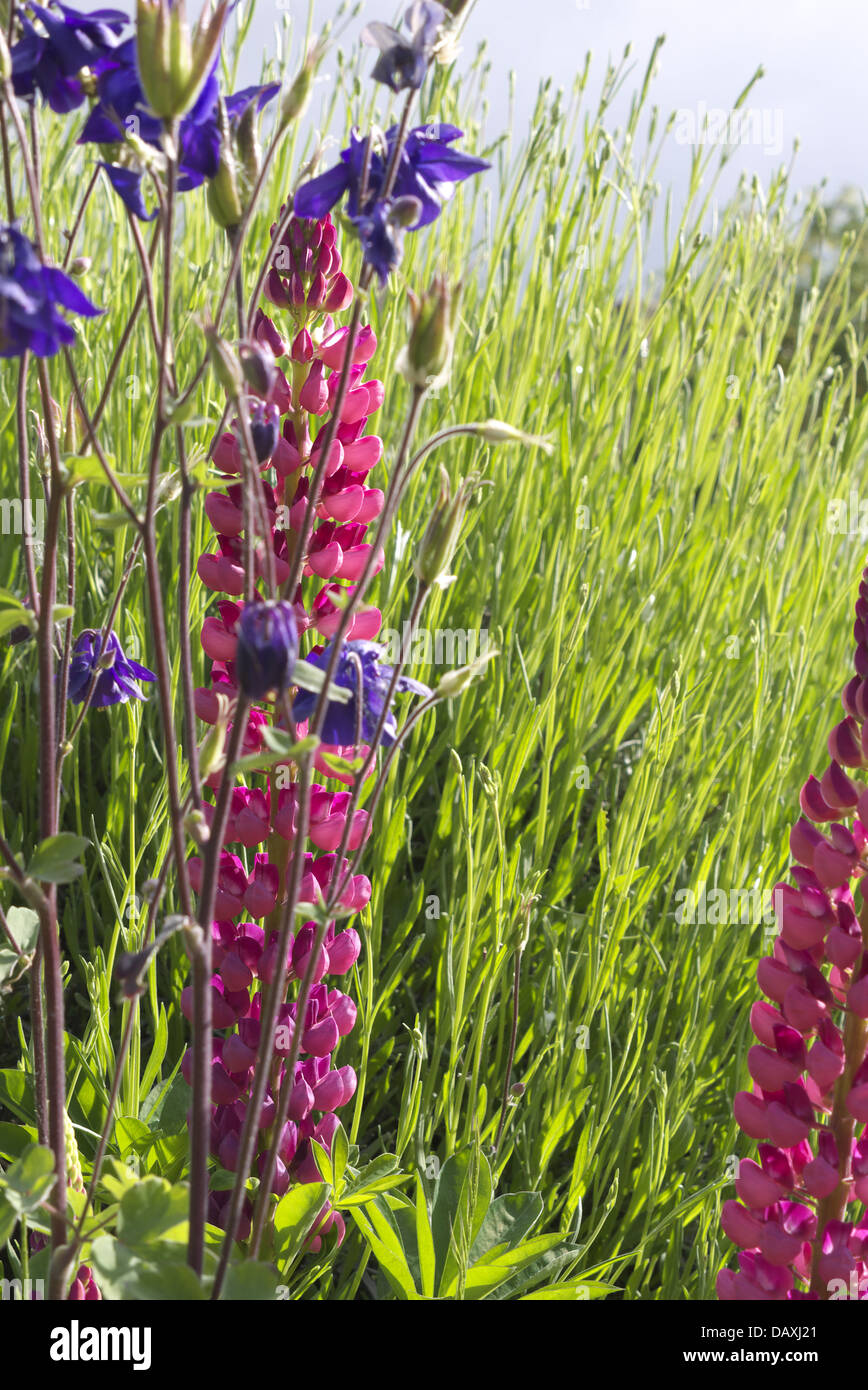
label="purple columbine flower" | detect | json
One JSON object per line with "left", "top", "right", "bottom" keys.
{"left": 294, "top": 123, "right": 488, "bottom": 279}
{"left": 292, "top": 640, "right": 430, "bottom": 747}
{"left": 67, "top": 630, "right": 156, "bottom": 707}
{"left": 11, "top": 1, "right": 129, "bottom": 113}
{"left": 235, "top": 600, "right": 299, "bottom": 701}
{"left": 75, "top": 37, "right": 279, "bottom": 220}
{"left": 0, "top": 222, "right": 101, "bottom": 358}
{"left": 361, "top": 1, "right": 446, "bottom": 92}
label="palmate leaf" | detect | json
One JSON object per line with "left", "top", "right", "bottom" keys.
{"left": 0, "top": 906, "right": 39, "bottom": 989}
{"left": 0, "top": 1143, "right": 56, "bottom": 1244}
{"left": 431, "top": 1147, "right": 492, "bottom": 1296}
{"left": 350, "top": 1150, "right": 588, "bottom": 1301}
{"left": 28, "top": 832, "right": 90, "bottom": 884}
{"left": 468, "top": 1191, "right": 544, "bottom": 1261}
{"left": 349, "top": 1195, "right": 421, "bottom": 1301}
{"left": 116, "top": 1175, "right": 189, "bottom": 1245}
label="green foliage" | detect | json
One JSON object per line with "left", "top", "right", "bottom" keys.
{"left": 348, "top": 1146, "right": 612, "bottom": 1300}
{"left": 1, "top": 29, "right": 867, "bottom": 1300}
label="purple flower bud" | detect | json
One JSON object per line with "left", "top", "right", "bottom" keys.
{"left": 239, "top": 340, "right": 278, "bottom": 398}
{"left": 235, "top": 599, "right": 299, "bottom": 700}
{"left": 247, "top": 399, "right": 280, "bottom": 462}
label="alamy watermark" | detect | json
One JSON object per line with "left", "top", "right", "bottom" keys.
{"left": 0, "top": 497, "right": 44, "bottom": 545}
{"left": 673, "top": 103, "right": 784, "bottom": 156}
{"left": 827, "top": 491, "right": 868, "bottom": 539}
{"left": 381, "top": 623, "right": 491, "bottom": 667}
{"left": 1, "top": 1276, "right": 44, "bottom": 1300}
{"left": 674, "top": 881, "right": 782, "bottom": 926}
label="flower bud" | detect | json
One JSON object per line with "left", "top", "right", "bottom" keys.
{"left": 206, "top": 99, "right": 244, "bottom": 230}
{"left": 63, "top": 394, "right": 87, "bottom": 454}
{"left": 136, "top": 0, "right": 229, "bottom": 121}
{"left": 235, "top": 100, "right": 261, "bottom": 201}
{"left": 390, "top": 195, "right": 424, "bottom": 227}
{"left": 235, "top": 600, "right": 299, "bottom": 701}
{"left": 415, "top": 466, "right": 485, "bottom": 588}
{"left": 434, "top": 648, "right": 498, "bottom": 700}
{"left": 198, "top": 691, "right": 232, "bottom": 779}
{"left": 470, "top": 419, "right": 554, "bottom": 453}
{"left": 246, "top": 400, "right": 280, "bottom": 462}
{"left": 204, "top": 324, "right": 244, "bottom": 399}
{"left": 279, "top": 46, "right": 319, "bottom": 130}
{"left": 401, "top": 274, "right": 455, "bottom": 389}
{"left": 238, "top": 340, "right": 277, "bottom": 398}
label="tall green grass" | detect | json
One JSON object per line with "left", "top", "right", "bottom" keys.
{"left": 2, "top": 31, "right": 868, "bottom": 1297}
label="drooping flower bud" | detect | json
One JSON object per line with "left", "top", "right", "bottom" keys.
{"left": 238, "top": 340, "right": 278, "bottom": 398}
{"left": 235, "top": 600, "right": 299, "bottom": 701}
{"left": 247, "top": 400, "right": 280, "bottom": 463}
{"left": 469, "top": 419, "right": 554, "bottom": 453}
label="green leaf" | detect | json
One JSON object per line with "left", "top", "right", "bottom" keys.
{"left": 318, "top": 750, "right": 366, "bottom": 780}
{"left": 486, "top": 1244, "right": 580, "bottom": 1300}
{"left": 350, "top": 1196, "right": 420, "bottom": 1301}
{"left": 311, "top": 1139, "right": 333, "bottom": 1186}
{"left": 273, "top": 1181, "right": 330, "bottom": 1269}
{"left": 1, "top": 1143, "right": 56, "bottom": 1215}
{"left": 0, "top": 1069, "right": 34, "bottom": 1123}
{"left": 145, "top": 1074, "right": 191, "bottom": 1133}
{"left": 0, "top": 945, "right": 32, "bottom": 990}
{"left": 520, "top": 1279, "right": 617, "bottom": 1300}
{"left": 0, "top": 1194, "right": 17, "bottom": 1246}
{"left": 134, "top": 1259, "right": 207, "bottom": 1300}
{"left": 0, "top": 1121, "right": 38, "bottom": 1162}
{"left": 414, "top": 1175, "right": 436, "bottom": 1298}
{"left": 469, "top": 1191, "right": 543, "bottom": 1262}
{"left": 90, "top": 1234, "right": 206, "bottom": 1300}
{"left": 0, "top": 608, "right": 32, "bottom": 638}
{"left": 221, "top": 1262, "right": 282, "bottom": 1300}
{"left": 5, "top": 907, "right": 39, "bottom": 956}
{"left": 261, "top": 727, "right": 314, "bottom": 756}
{"left": 92, "top": 511, "right": 135, "bottom": 530}
{"left": 114, "top": 1115, "right": 150, "bottom": 1159}
{"left": 233, "top": 732, "right": 319, "bottom": 774}
{"left": 28, "top": 832, "right": 90, "bottom": 884}
{"left": 331, "top": 1122, "right": 349, "bottom": 1191}
{"left": 139, "top": 1006, "right": 169, "bottom": 1103}
{"left": 293, "top": 658, "right": 352, "bottom": 702}
{"left": 432, "top": 1147, "right": 493, "bottom": 1297}
{"left": 337, "top": 1153, "right": 403, "bottom": 1207}
{"left": 116, "top": 1176, "right": 188, "bottom": 1245}
{"left": 88, "top": 1234, "right": 143, "bottom": 1299}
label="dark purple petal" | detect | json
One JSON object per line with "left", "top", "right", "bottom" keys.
{"left": 224, "top": 82, "right": 281, "bottom": 120}
{"left": 42, "top": 268, "right": 102, "bottom": 317}
{"left": 98, "top": 164, "right": 157, "bottom": 222}
{"left": 294, "top": 164, "right": 353, "bottom": 220}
